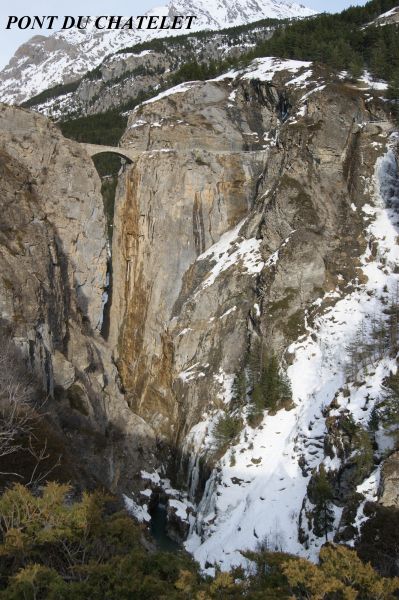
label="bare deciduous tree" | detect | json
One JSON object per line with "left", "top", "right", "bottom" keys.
{"left": 0, "top": 326, "right": 60, "bottom": 487}
{"left": 0, "top": 334, "right": 37, "bottom": 472}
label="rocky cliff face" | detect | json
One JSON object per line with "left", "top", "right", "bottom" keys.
{"left": 24, "top": 24, "right": 275, "bottom": 120}
{"left": 0, "top": 104, "right": 157, "bottom": 494}
{"left": 109, "top": 78, "right": 270, "bottom": 438}
{"left": 105, "top": 59, "right": 399, "bottom": 567}
{"left": 109, "top": 59, "right": 380, "bottom": 442}
{"left": 1, "top": 53, "right": 399, "bottom": 572}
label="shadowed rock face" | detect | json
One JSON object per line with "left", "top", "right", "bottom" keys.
{"left": 0, "top": 103, "right": 157, "bottom": 494}
{"left": 0, "top": 103, "right": 107, "bottom": 330}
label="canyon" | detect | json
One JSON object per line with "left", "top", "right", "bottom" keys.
{"left": 1, "top": 51, "right": 399, "bottom": 572}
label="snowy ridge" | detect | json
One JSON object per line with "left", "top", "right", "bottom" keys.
{"left": 368, "top": 6, "right": 399, "bottom": 27}
{"left": 214, "top": 56, "right": 312, "bottom": 82}
{"left": 0, "top": 0, "right": 315, "bottom": 105}
{"left": 129, "top": 57, "right": 313, "bottom": 114}
{"left": 183, "top": 133, "right": 399, "bottom": 571}
{"left": 23, "top": 53, "right": 320, "bottom": 120}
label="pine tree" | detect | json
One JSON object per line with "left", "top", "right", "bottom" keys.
{"left": 249, "top": 352, "right": 292, "bottom": 422}
{"left": 231, "top": 370, "right": 247, "bottom": 407}
{"left": 387, "top": 66, "right": 399, "bottom": 125}
{"left": 348, "top": 55, "right": 364, "bottom": 80}
{"left": 312, "top": 465, "right": 335, "bottom": 542}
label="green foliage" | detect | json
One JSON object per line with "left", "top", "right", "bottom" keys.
{"left": 91, "top": 154, "right": 121, "bottom": 243}
{"left": 346, "top": 299, "right": 399, "bottom": 383}
{"left": 357, "top": 504, "right": 399, "bottom": 578}
{"left": 214, "top": 414, "right": 243, "bottom": 450}
{"left": 100, "top": 176, "right": 118, "bottom": 243}
{"left": 283, "top": 544, "right": 399, "bottom": 600}
{"left": 310, "top": 465, "right": 335, "bottom": 542}
{"left": 21, "top": 81, "right": 81, "bottom": 109}
{"left": 348, "top": 55, "right": 364, "bottom": 80}
{"left": 244, "top": 1, "right": 399, "bottom": 82}
{"left": 150, "top": 0, "right": 399, "bottom": 116}
{"left": 248, "top": 347, "right": 292, "bottom": 424}
{"left": 115, "top": 17, "right": 283, "bottom": 57}
{"left": 0, "top": 484, "right": 397, "bottom": 599}
{"left": 352, "top": 427, "right": 374, "bottom": 480}
{"left": 387, "top": 70, "right": 399, "bottom": 124}
{"left": 59, "top": 111, "right": 127, "bottom": 145}
{"left": 372, "top": 369, "right": 399, "bottom": 444}
{"left": 85, "top": 65, "right": 103, "bottom": 81}
{"left": 91, "top": 64, "right": 167, "bottom": 98}
{"left": 169, "top": 60, "right": 231, "bottom": 86}
{"left": 242, "top": 550, "right": 294, "bottom": 598}
{"left": 231, "top": 370, "right": 247, "bottom": 406}
{"left": 92, "top": 153, "right": 122, "bottom": 178}
{"left": 338, "top": 414, "right": 374, "bottom": 483}
{"left": 0, "top": 483, "right": 199, "bottom": 599}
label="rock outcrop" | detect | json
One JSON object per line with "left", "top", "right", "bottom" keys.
{"left": 380, "top": 451, "right": 399, "bottom": 507}
{"left": 0, "top": 103, "right": 157, "bottom": 494}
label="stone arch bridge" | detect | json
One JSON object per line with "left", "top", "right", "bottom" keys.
{"left": 81, "top": 143, "right": 139, "bottom": 163}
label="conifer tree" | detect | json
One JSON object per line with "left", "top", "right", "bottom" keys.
{"left": 231, "top": 370, "right": 247, "bottom": 407}
{"left": 387, "top": 68, "right": 399, "bottom": 125}
{"left": 348, "top": 55, "right": 364, "bottom": 80}
{"left": 249, "top": 350, "right": 292, "bottom": 423}
{"left": 312, "top": 465, "right": 335, "bottom": 542}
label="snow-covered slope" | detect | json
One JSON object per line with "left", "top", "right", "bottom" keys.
{"left": 0, "top": 0, "right": 315, "bottom": 105}
{"left": 369, "top": 5, "right": 399, "bottom": 26}
{"left": 183, "top": 134, "right": 399, "bottom": 571}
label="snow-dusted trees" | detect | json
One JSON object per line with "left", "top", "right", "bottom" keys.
{"left": 214, "top": 413, "right": 243, "bottom": 451}
{"left": 345, "top": 295, "right": 399, "bottom": 382}
{"left": 372, "top": 369, "right": 399, "bottom": 444}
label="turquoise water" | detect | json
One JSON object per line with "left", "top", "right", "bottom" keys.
{"left": 150, "top": 503, "right": 180, "bottom": 552}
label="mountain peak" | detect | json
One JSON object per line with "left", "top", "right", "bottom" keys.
{"left": 0, "top": 0, "right": 316, "bottom": 105}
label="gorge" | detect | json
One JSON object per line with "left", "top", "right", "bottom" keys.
{"left": 1, "top": 54, "right": 399, "bottom": 573}
{"left": 0, "top": 1, "right": 399, "bottom": 596}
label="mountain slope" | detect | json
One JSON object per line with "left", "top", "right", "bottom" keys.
{"left": 101, "top": 55, "right": 398, "bottom": 570}
{"left": 0, "top": 0, "right": 315, "bottom": 105}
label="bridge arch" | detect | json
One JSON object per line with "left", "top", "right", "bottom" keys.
{"left": 81, "top": 142, "right": 139, "bottom": 163}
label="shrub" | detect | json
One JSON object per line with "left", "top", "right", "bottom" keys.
{"left": 283, "top": 544, "right": 399, "bottom": 600}
{"left": 357, "top": 504, "right": 399, "bottom": 577}
{"left": 0, "top": 484, "right": 396, "bottom": 599}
